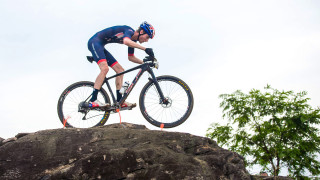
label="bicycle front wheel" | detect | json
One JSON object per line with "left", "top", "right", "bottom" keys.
{"left": 57, "top": 81, "right": 111, "bottom": 128}
{"left": 139, "top": 75, "right": 194, "bottom": 128}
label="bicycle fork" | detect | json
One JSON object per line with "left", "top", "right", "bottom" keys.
{"left": 147, "top": 68, "right": 167, "bottom": 104}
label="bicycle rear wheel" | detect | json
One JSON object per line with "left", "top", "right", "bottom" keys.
{"left": 57, "top": 81, "right": 111, "bottom": 128}
{"left": 139, "top": 75, "right": 194, "bottom": 128}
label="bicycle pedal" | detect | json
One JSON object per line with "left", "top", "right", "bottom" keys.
{"left": 120, "top": 106, "right": 134, "bottom": 111}
{"left": 120, "top": 107, "right": 130, "bottom": 111}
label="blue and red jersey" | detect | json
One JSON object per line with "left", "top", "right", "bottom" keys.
{"left": 88, "top": 25, "right": 136, "bottom": 66}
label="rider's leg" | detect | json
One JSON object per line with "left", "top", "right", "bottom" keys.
{"left": 111, "top": 63, "right": 136, "bottom": 107}
{"left": 111, "top": 63, "right": 125, "bottom": 102}
{"left": 103, "top": 49, "right": 125, "bottom": 102}
{"left": 90, "top": 61, "right": 109, "bottom": 102}
{"left": 88, "top": 40, "right": 109, "bottom": 104}
{"left": 94, "top": 61, "right": 109, "bottom": 89}
{"left": 88, "top": 38, "right": 109, "bottom": 106}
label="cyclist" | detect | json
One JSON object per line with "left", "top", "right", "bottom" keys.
{"left": 87, "top": 21, "right": 155, "bottom": 108}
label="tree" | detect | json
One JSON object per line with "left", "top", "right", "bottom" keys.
{"left": 206, "top": 85, "right": 320, "bottom": 178}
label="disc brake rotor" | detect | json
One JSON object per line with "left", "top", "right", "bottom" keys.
{"left": 161, "top": 97, "right": 172, "bottom": 108}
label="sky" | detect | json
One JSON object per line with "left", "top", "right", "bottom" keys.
{"left": 1, "top": 0, "right": 320, "bottom": 176}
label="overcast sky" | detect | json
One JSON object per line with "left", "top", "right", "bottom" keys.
{"left": 1, "top": 0, "right": 320, "bottom": 175}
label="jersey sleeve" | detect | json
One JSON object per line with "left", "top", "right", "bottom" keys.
{"left": 124, "top": 27, "right": 135, "bottom": 56}
{"left": 123, "top": 28, "right": 134, "bottom": 40}
{"left": 128, "top": 47, "right": 135, "bottom": 56}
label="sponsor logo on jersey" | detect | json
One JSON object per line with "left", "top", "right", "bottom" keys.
{"left": 115, "top": 32, "right": 124, "bottom": 38}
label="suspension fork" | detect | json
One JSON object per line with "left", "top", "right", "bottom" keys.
{"left": 147, "top": 68, "right": 166, "bottom": 103}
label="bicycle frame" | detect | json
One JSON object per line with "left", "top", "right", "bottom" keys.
{"left": 103, "top": 62, "right": 165, "bottom": 107}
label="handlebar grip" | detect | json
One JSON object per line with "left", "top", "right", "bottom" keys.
{"left": 143, "top": 56, "right": 155, "bottom": 63}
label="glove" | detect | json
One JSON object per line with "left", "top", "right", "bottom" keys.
{"left": 145, "top": 48, "right": 154, "bottom": 57}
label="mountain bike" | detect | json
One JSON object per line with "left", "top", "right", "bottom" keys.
{"left": 57, "top": 56, "right": 194, "bottom": 129}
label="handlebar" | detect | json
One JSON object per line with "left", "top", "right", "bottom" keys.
{"left": 143, "top": 56, "right": 155, "bottom": 63}
{"left": 143, "top": 56, "right": 159, "bottom": 69}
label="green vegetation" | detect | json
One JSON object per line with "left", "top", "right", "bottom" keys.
{"left": 207, "top": 85, "right": 320, "bottom": 178}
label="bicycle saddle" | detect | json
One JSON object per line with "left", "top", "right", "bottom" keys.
{"left": 86, "top": 56, "right": 94, "bottom": 63}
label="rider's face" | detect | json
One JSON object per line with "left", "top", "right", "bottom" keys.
{"left": 139, "top": 34, "right": 150, "bottom": 43}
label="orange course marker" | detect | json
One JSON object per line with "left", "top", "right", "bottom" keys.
{"left": 160, "top": 123, "right": 164, "bottom": 130}
{"left": 116, "top": 109, "right": 121, "bottom": 124}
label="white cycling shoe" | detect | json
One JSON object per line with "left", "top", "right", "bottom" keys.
{"left": 121, "top": 101, "right": 137, "bottom": 108}
{"left": 89, "top": 100, "right": 110, "bottom": 107}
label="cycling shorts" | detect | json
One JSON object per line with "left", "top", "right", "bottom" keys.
{"left": 87, "top": 38, "right": 118, "bottom": 67}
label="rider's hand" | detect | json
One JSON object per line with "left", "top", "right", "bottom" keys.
{"left": 145, "top": 48, "right": 154, "bottom": 57}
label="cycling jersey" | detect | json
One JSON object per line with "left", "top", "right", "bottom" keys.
{"left": 88, "top": 25, "right": 136, "bottom": 66}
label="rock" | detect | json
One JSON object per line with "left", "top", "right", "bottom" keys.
{"left": 2, "top": 137, "right": 17, "bottom": 144}
{"left": 0, "top": 137, "right": 4, "bottom": 146}
{"left": 252, "top": 175, "right": 294, "bottom": 180}
{"left": 0, "top": 123, "right": 251, "bottom": 180}
{"left": 15, "top": 133, "right": 31, "bottom": 139}
{"left": 104, "top": 122, "right": 148, "bottom": 130}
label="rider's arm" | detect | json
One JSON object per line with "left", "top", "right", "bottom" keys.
{"left": 127, "top": 44, "right": 143, "bottom": 64}
{"left": 123, "top": 37, "right": 146, "bottom": 50}
{"left": 128, "top": 55, "right": 143, "bottom": 64}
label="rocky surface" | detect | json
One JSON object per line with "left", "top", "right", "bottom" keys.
{"left": 0, "top": 137, "right": 3, "bottom": 147}
{"left": 0, "top": 123, "right": 251, "bottom": 180}
{"left": 252, "top": 176, "right": 293, "bottom": 180}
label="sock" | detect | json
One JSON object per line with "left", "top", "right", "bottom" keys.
{"left": 116, "top": 90, "right": 122, "bottom": 102}
{"left": 90, "top": 88, "right": 99, "bottom": 102}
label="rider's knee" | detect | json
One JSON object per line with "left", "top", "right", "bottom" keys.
{"left": 112, "top": 64, "right": 124, "bottom": 74}
{"left": 100, "top": 65, "right": 109, "bottom": 75}
{"left": 118, "top": 66, "right": 124, "bottom": 73}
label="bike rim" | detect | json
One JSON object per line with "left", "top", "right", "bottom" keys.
{"left": 61, "top": 85, "right": 107, "bottom": 128}
{"left": 143, "top": 79, "right": 191, "bottom": 125}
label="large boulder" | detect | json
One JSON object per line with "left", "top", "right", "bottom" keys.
{"left": 0, "top": 123, "right": 251, "bottom": 180}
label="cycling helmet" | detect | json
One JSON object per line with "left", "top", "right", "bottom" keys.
{"left": 140, "top": 21, "right": 155, "bottom": 39}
